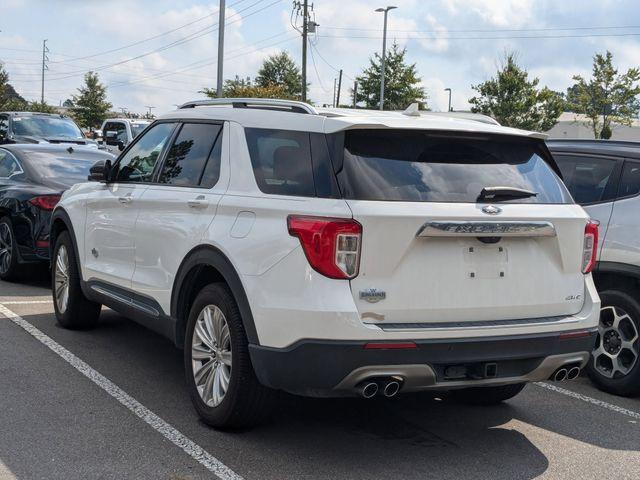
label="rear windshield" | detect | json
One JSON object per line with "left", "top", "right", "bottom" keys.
{"left": 332, "top": 130, "right": 571, "bottom": 204}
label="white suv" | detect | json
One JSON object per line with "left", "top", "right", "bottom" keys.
{"left": 50, "top": 99, "right": 600, "bottom": 428}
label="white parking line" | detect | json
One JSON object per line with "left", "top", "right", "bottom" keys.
{"left": 535, "top": 382, "right": 640, "bottom": 420}
{"left": 1, "top": 300, "right": 52, "bottom": 305}
{"left": 0, "top": 303, "right": 244, "bottom": 480}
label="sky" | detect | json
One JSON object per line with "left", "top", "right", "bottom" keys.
{"left": 1, "top": 0, "right": 640, "bottom": 116}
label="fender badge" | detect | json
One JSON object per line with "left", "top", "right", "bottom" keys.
{"left": 359, "top": 289, "right": 386, "bottom": 303}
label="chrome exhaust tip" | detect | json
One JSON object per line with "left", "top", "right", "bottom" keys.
{"left": 553, "top": 368, "right": 568, "bottom": 382}
{"left": 358, "top": 381, "right": 379, "bottom": 399}
{"left": 383, "top": 380, "right": 401, "bottom": 398}
{"left": 567, "top": 366, "right": 581, "bottom": 380}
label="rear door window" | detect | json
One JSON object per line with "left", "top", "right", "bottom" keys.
{"left": 618, "top": 160, "right": 640, "bottom": 199}
{"left": 158, "top": 123, "right": 222, "bottom": 187}
{"left": 333, "top": 130, "right": 571, "bottom": 204}
{"left": 554, "top": 154, "right": 620, "bottom": 204}
{"left": 245, "top": 128, "right": 315, "bottom": 197}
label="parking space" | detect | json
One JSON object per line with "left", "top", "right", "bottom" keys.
{"left": 1, "top": 276, "right": 639, "bottom": 480}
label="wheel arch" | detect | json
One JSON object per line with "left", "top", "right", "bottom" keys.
{"left": 594, "top": 261, "right": 640, "bottom": 298}
{"left": 50, "top": 208, "right": 82, "bottom": 277}
{"left": 171, "top": 244, "right": 259, "bottom": 348}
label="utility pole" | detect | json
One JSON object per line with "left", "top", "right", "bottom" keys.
{"left": 336, "top": 69, "right": 343, "bottom": 107}
{"left": 216, "top": 0, "right": 225, "bottom": 98}
{"left": 41, "top": 39, "right": 49, "bottom": 104}
{"left": 375, "top": 6, "right": 396, "bottom": 110}
{"left": 292, "top": 1, "right": 316, "bottom": 102}
{"left": 353, "top": 80, "right": 358, "bottom": 108}
{"left": 444, "top": 88, "right": 452, "bottom": 111}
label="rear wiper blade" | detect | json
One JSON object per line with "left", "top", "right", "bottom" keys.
{"left": 477, "top": 186, "right": 538, "bottom": 201}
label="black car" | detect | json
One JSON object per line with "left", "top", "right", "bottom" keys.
{"left": 0, "top": 144, "right": 114, "bottom": 280}
{"left": 0, "top": 111, "right": 99, "bottom": 148}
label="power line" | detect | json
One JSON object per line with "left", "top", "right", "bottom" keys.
{"left": 317, "top": 32, "right": 640, "bottom": 41}
{"left": 320, "top": 24, "right": 640, "bottom": 34}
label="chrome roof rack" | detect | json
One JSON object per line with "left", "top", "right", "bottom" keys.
{"left": 178, "top": 98, "right": 318, "bottom": 115}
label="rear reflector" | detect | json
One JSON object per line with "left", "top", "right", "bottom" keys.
{"left": 559, "top": 330, "right": 593, "bottom": 340}
{"left": 35, "top": 240, "right": 49, "bottom": 248}
{"left": 29, "top": 195, "right": 61, "bottom": 211}
{"left": 582, "top": 220, "right": 599, "bottom": 274}
{"left": 364, "top": 342, "right": 418, "bottom": 350}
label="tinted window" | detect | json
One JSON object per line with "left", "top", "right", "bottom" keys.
{"left": 334, "top": 130, "right": 571, "bottom": 203}
{"left": 11, "top": 115, "right": 83, "bottom": 139}
{"left": 0, "top": 150, "right": 22, "bottom": 178}
{"left": 159, "top": 123, "right": 222, "bottom": 187}
{"left": 555, "top": 155, "right": 618, "bottom": 204}
{"left": 114, "top": 122, "right": 175, "bottom": 183}
{"left": 0, "top": 115, "right": 8, "bottom": 137}
{"left": 618, "top": 161, "right": 640, "bottom": 198}
{"left": 245, "top": 128, "right": 315, "bottom": 197}
{"left": 104, "top": 122, "right": 127, "bottom": 144}
{"left": 21, "top": 150, "right": 102, "bottom": 186}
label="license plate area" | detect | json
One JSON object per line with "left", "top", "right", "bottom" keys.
{"left": 463, "top": 245, "right": 508, "bottom": 279}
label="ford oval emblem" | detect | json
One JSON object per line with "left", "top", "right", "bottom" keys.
{"left": 482, "top": 205, "right": 502, "bottom": 215}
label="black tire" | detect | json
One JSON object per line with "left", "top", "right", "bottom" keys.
{"left": 0, "top": 217, "right": 20, "bottom": 282}
{"left": 184, "top": 283, "right": 276, "bottom": 429}
{"left": 587, "top": 289, "right": 640, "bottom": 397}
{"left": 448, "top": 383, "right": 526, "bottom": 405}
{"left": 52, "top": 231, "right": 101, "bottom": 329}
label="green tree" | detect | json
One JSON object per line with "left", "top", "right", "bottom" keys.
{"left": 70, "top": 71, "right": 112, "bottom": 130}
{"left": 0, "top": 64, "right": 57, "bottom": 112}
{"left": 255, "top": 52, "right": 303, "bottom": 99}
{"left": 201, "top": 75, "right": 291, "bottom": 99}
{"left": 354, "top": 42, "right": 426, "bottom": 110}
{"left": 567, "top": 51, "right": 640, "bottom": 139}
{"left": 469, "top": 53, "right": 564, "bottom": 131}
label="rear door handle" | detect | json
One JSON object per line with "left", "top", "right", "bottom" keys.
{"left": 118, "top": 193, "right": 133, "bottom": 204}
{"left": 188, "top": 195, "right": 209, "bottom": 209}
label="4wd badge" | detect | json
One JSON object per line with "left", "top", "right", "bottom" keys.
{"left": 360, "top": 289, "right": 386, "bottom": 303}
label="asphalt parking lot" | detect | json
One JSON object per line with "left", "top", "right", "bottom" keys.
{"left": 1, "top": 274, "right": 639, "bottom": 480}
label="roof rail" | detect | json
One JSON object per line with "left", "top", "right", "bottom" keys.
{"left": 178, "top": 98, "right": 318, "bottom": 115}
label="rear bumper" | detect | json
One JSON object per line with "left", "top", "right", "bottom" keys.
{"left": 249, "top": 329, "right": 597, "bottom": 397}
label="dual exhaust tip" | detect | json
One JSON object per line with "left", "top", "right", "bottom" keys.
{"left": 551, "top": 364, "right": 581, "bottom": 382}
{"left": 358, "top": 377, "right": 402, "bottom": 399}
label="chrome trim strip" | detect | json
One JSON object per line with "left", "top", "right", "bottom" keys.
{"left": 373, "top": 315, "right": 572, "bottom": 331}
{"left": 416, "top": 220, "right": 557, "bottom": 238}
{"left": 90, "top": 285, "right": 159, "bottom": 317}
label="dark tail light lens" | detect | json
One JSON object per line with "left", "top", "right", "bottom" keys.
{"left": 287, "top": 215, "right": 362, "bottom": 279}
{"left": 29, "top": 195, "right": 61, "bottom": 211}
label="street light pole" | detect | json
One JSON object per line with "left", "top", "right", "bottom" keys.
{"left": 444, "top": 88, "right": 452, "bottom": 111}
{"left": 216, "top": 0, "right": 226, "bottom": 98}
{"left": 375, "top": 6, "right": 396, "bottom": 110}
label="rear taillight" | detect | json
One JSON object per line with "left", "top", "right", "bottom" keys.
{"left": 287, "top": 215, "right": 362, "bottom": 279}
{"left": 582, "top": 220, "right": 599, "bottom": 274}
{"left": 29, "top": 195, "right": 61, "bottom": 211}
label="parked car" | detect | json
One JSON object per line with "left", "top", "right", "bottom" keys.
{"left": 548, "top": 139, "right": 640, "bottom": 396}
{"left": 0, "top": 112, "right": 100, "bottom": 149}
{"left": 50, "top": 98, "right": 600, "bottom": 428}
{"left": 0, "top": 144, "right": 114, "bottom": 280}
{"left": 100, "top": 118, "right": 151, "bottom": 154}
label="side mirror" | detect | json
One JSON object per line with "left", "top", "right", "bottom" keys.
{"left": 117, "top": 140, "right": 125, "bottom": 151}
{"left": 88, "top": 159, "right": 112, "bottom": 182}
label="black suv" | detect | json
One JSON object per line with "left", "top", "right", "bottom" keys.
{"left": 0, "top": 112, "right": 98, "bottom": 148}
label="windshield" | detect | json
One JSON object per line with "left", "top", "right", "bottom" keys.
{"left": 130, "top": 123, "right": 149, "bottom": 139}
{"left": 332, "top": 129, "right": 571, "bottom": 204}
{"left": 12, "top": 116, "right": 84, "bottom": 139}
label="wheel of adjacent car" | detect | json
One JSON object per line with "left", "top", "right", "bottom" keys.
{"left": 587, "top": 290, "right": 640, "bottom": 397}
{"left": 0, "top": 217, "right": 20, "bottom": 281}
{"left": 184, "top": 283, "right": 275, "bottom": 429}
{"left": 448, "top": 383, "right": 526, "bottom": 405}
{"left": 52, "top": 231, "right": 101, "bottom": 329}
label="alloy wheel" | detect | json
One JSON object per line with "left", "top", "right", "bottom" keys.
{"left": 191, "top": 304, "right": 232, "bottom": 407}
{"left": 54, "top": 245, "right": 70, "bottom": 314}
{"left": 0, "top": 223, "right": 12, "bottom": 275}
{"left": 593, "top": 305, "right": 639, "bottom": 379}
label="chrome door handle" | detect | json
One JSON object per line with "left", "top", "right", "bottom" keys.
{"left": 118, "top": 194, "right": 133, "bottom": 204}
{"left": 188, "top": 195, "right": 208, "bottom": 209}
